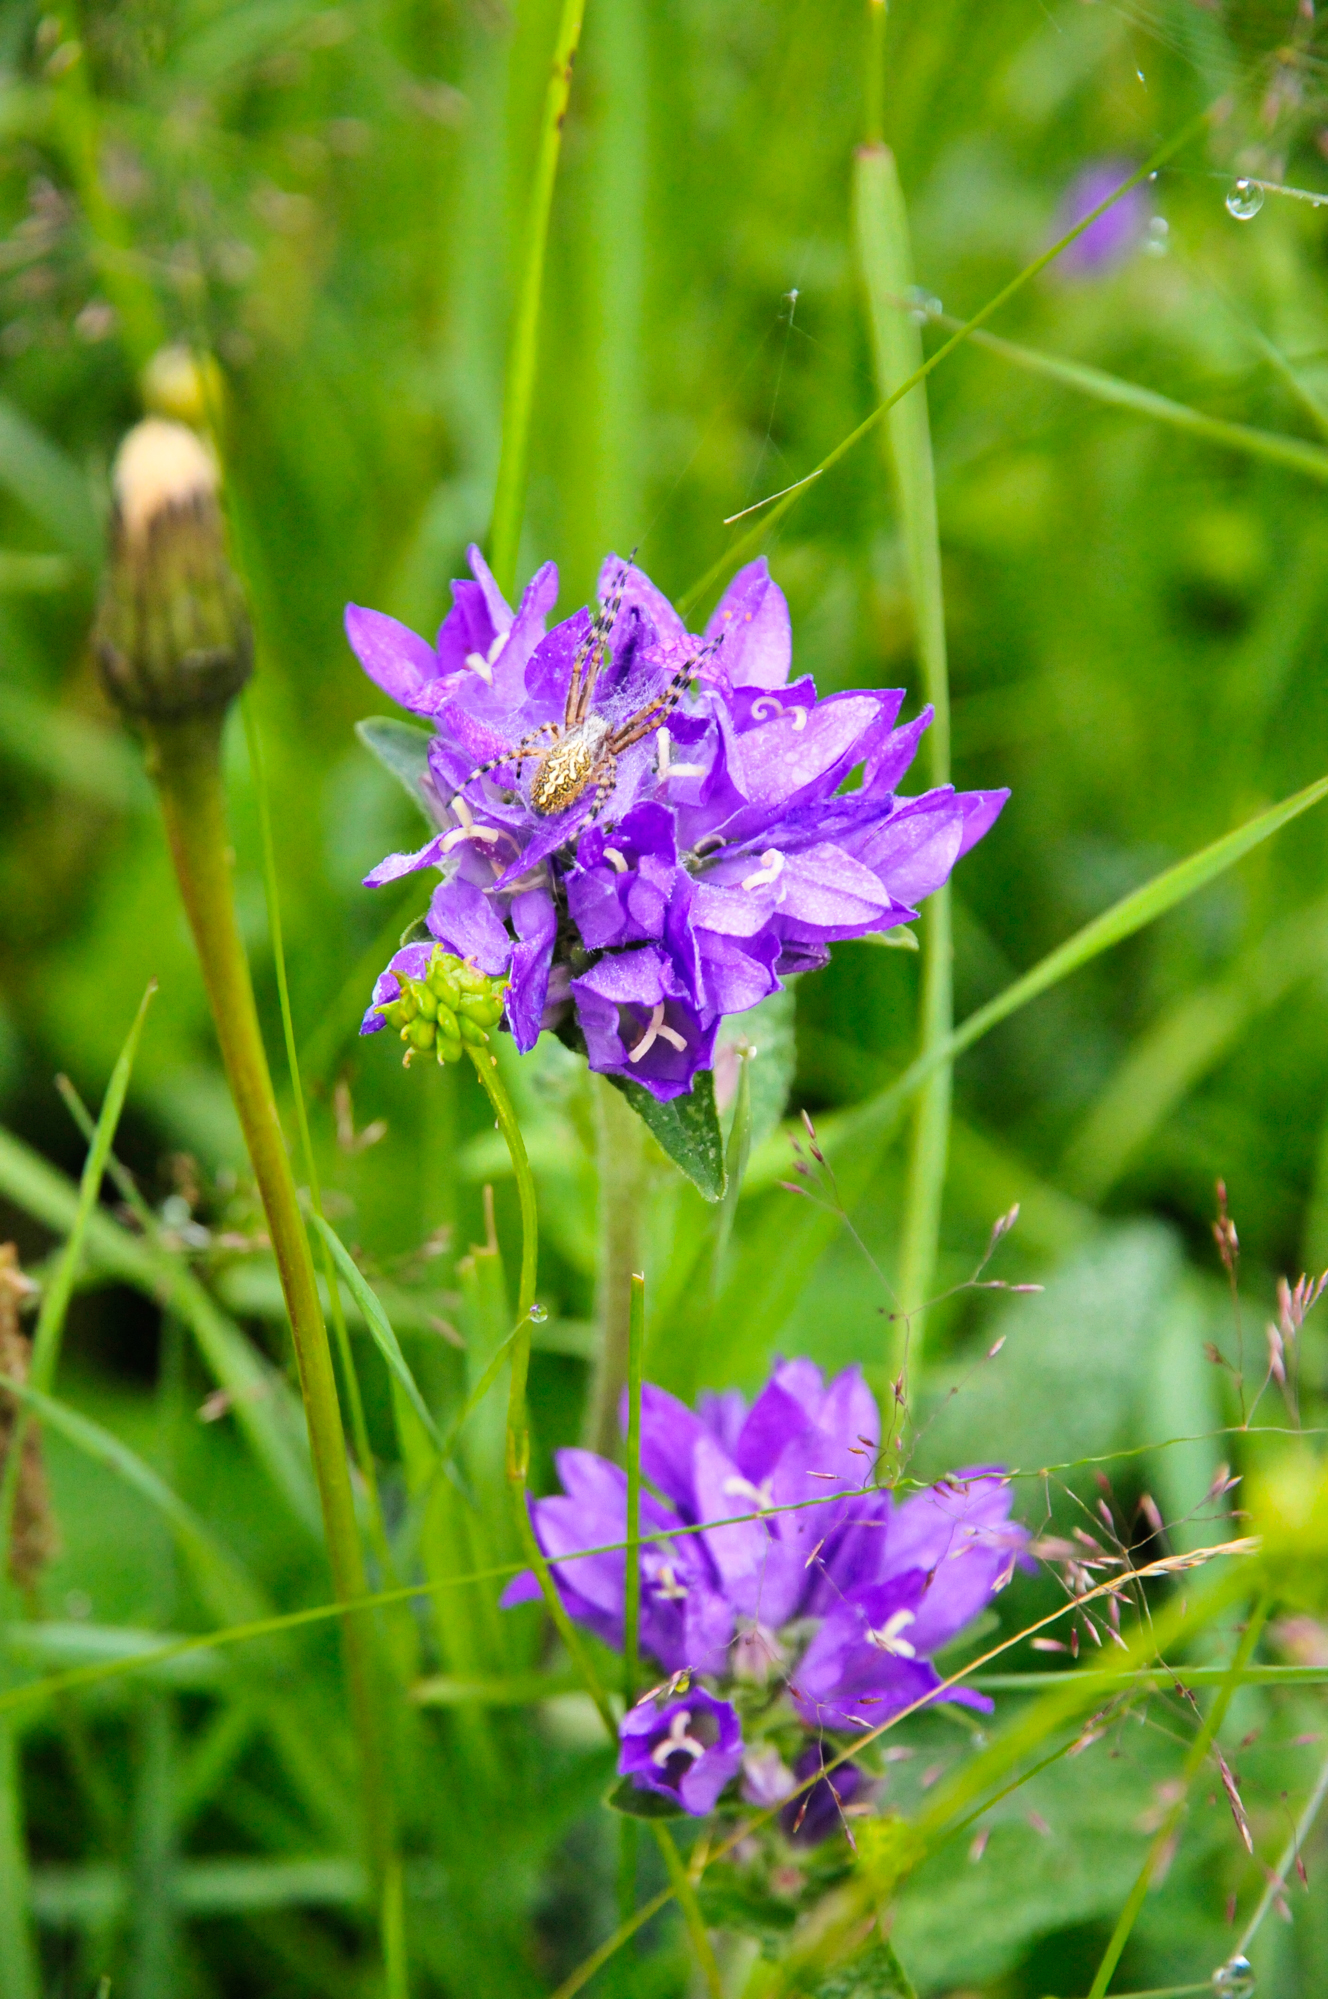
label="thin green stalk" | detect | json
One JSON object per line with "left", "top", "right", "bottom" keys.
{"left": 855, "top": 140, "right": 951, "bottom": 1371}
{"left": 864, "top": 0, "right": 887, "bottom": 148}
{"left": 928, "top": 308, "right": 1328, "bottom": 485}
{"left": 488, "top": 0, "right": 589, "bottom": 594}
{"left": 676, "top": 108, "right": 1210, "bottom": 621}
{"left": 623, "top": 1273, "right": 645, "bottom": 1705}
{"left": 1235, "top": 1736, "right": 1328, "bottom": 1957}
{"left": 241, "top": 697, "right": 393, "bottom": 1581}
{"left": 588, "top": 1075, "right": 647, "bottom": 1458}
{"left": 653, "top": 1824, "right": 722, "bottom": 1999}
{"left": 0, "top": 980, "right": 155, "bottom": 1573}
{"left": 1086, "top": 1599, "right": 1269, "bottom": 1999}
{"left": 463, "top": 1046, "right": 616, "bottom": 1735}
{"left": 382, "top": 1853, "right": 408, "bottom": 1999}
{"left": 140, "top": 710, "right": 393, "bottom": 1887}
{"left": 0, "top": 1714, "right": 36, "bottom": 1999}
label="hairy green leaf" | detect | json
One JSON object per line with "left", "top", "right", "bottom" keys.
{"left": 609, "top": 1068, "right": 726, "bottom": 1203}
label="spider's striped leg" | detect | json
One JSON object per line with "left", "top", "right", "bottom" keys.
{"left": 606, "top": 651, "right": 702, "bottom": 754}
{"left": 453, "top": 725, "right": 558, "bottom": 802}
{"left": 511, "top": 720, "right": 559, "bottom": 780}
{"left": 572, "top": 559, "right": 634, "bottom": 726}
{"left": 583, "top": 752, "right": 620, "bottom": 826}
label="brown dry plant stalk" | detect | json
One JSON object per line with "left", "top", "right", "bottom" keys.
{"left": 0, "top": 1244, "right": 59, "bottom": 1591}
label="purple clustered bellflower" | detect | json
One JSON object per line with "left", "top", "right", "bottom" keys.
{"left": 351, "top": 548, "right": 1006, "bottom": 1098}
{"left": 501, "top": 1359, "right": 1028, "bottom": 1828}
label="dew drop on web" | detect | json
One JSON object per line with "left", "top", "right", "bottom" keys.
{"left": 1226, "top": 179, "right": 1264, "bottom": 221}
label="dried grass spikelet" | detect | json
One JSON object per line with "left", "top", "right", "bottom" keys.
{"left": 0, "top": 1244, "right": 60, "bottom": 1591}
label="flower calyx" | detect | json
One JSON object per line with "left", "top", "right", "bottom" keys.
{"left": 375, "top": 945, "right": 508, "bottom": 1067}
{"left": 96, "top": 418, "right": 253, "bottom": 721}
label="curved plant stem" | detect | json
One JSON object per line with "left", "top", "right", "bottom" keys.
{"left": 488, "top": 0, "right": 588, "bottom": 594}
{"left": 242, "top": 697, "right": 395, "bottom": 1583}
{"left": 141, "top": 710, "right": 393, "bottom": 1887}
{"left": 1086, "top": 1597, "right": 1269, "bottom": 1999}
{"left": 654, "top": 1823, "right": 722, "bottom": 1999}
{"left": 588, "top": 1074, "right": 647, "bottom": 1456}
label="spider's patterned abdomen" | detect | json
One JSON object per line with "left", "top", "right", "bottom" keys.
{"left": 531, "top": 735, "right": 598, "bottom": 816}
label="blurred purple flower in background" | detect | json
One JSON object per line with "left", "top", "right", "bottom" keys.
{"left": 502, "top": 1359, "right": 1028, "bottom": 1821}
{"left": 1054, "top": 159, "right": 1148, "bottom": 275}
{"left": 618, "top": 1688, "right": 744, "bottom": 1815}
{"left": 351, "top": 550, "right": 1006, "bottom": 1100}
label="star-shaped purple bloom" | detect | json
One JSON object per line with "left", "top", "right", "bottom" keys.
{"left": 351, "top": 549, "right": 1007, "bottom": 1099}
{"left": 618, "top": 1688, "right": 744, "bottom": 1815}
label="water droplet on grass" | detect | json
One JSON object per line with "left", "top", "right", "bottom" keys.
{"left": 529, "top": 1302, "right": 549, "bottom": 1323}
{"left": 1212, "top": 1958, "right": 1255, "bottom": 1999}
{"left": 1143, "top": 215, "right": 1169, "bottom": 257}
{"left": 1226, "top": 179, "right": 1264, "bottom": 220}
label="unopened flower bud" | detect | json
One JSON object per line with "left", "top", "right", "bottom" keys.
{"left": 95, "top": 417, "right": 253, "bottom": 720}
{"left": 375, "top": 946, "right": 509, "bottom": 1067}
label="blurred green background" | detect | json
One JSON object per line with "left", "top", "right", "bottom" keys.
{"left": 3, "top": 0, "right": 1328, "bottom": 1992}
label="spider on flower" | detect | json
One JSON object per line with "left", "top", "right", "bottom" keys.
{"left": 452, "top": 566, "right": 713, "bottom": 823}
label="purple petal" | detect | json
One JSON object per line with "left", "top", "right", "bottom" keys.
{"left": 507, "top": 887, "right": 556, "bottom": 1053}
{"left": 426, "top": 878, "right": 513, "bottom": 975}
{"left": 346, "top": 604, "right": 437, "bottom": 710}
{"left": 618, "top": 1689, "right": 743, "bottom": 1816}
{"left": 598, "top": 553, "right": 688, "bottom": 647}
{"left": 363, "top": 832, "right": 451, "bottom": 887}
{"left": 705, "top": 559, "right": 792, "bottom": 690}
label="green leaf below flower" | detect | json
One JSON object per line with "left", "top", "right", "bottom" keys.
{"left": 603, "top": 1775, "right": 685, "bottom": 1819}
{"left": 609, "top": 1067, "right": 726, "bottom": 1203}
{"left": 355, "top": 715, "right": 438, "bottom": 827}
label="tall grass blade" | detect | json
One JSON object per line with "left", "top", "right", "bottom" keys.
{"left": 0, "top": 398, "right": 102, "bottom": 567}
{"left": 488, "top": 0, "right": 589, "bottom": 594}
{"left": 243, "top": 698, "right": 393, "bottom": 1570}
{"left": 929, "top": 309, "right": 1328, "bottom": 484}
{"left": 1, "top": 980, "right": 156, "bottom": 1574}
{"left": 311, "top": 1216, "right": 445, "bottom": 1454}
{"left": 623, "top": 1271, "right": 644, "bottom": 1704}
{"left": 1085, "top": 1600, "right": 1268, "bottom": 1999}
{"left": 1061, "top": 892, "right": 1328, "bottom": 1200}
{"left": 677, "top": 109, "right": 1210, "bottom": 620}
{"left": 855, "top": 140, "right": 952, "bottom": 1360}
{"left": 0, "top": 1126, "right": 320, "bottom": 1534}
{"left": 0, "top": 1713, "right": 36, "bottom": 1999}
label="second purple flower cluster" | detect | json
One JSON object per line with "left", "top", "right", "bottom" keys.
{"left": 502, "top": 1359, "right": 1028, "bottom": 1827}
{"left": 352, "top": 550, "right": 1006, "bottom": 1100}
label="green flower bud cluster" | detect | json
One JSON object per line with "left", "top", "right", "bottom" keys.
{"left": 376, "top": 948, "right": 508, "bottom": 1067}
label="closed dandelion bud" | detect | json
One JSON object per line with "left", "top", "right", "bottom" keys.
{"left": 96, "top": 417, "right": 253, "bottom": 720}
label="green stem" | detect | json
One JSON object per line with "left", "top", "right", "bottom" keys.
{"left": 141, "top": 710, "right": 393, "bottom": 1886}
{"left": 1235, "top": 1735, "right": 1328, "bottom": 1957}
{"left": 488, "top": 0, "right": 588, "bottom": 593}
{"left": 588, "top": 1075, "right": 647, "bottom": 1458}
{"left": 653, "top": 1824, "right": 722, "bottom": 1999}
{"left": 623, "top": 1273, "right": 645, "bottom": 1706}
{"left": 854, "top": 140, "right": 952, "bottom": 1375}
{"left": 462, "top": 1047, "right": 618, "bottom": 1740}
{"left": 1086, "top": 1597, "right": 1269, "bottom": 1999}
{"left": 865, "top": 0, "right": 887, "bottom": 147}
{"left": 241, "top": 697, "right": 394, "bottom": 1583}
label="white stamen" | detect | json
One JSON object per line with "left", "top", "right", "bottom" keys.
{"left": 740, "top": 848, "right": 785, "bottom": 892}
{"left": 629, "top": 1003, "right": 664, "bottom": 1063}
{"left": 655, "top": 727, "right": 704, "bottom": 784}
{"left": 656, "top": 1021, "right": 687, "bottom": 1051}
{"left": 462, "top": 651, "right": 493, "bottom": 684}
{"left": 749, "top": 696, "right": 808, "bottom": 731}
{"left": 651, "top": 1710, "right": 706, "bottom": 1767}
{"left": 867, "top": 1608, "right": 917, "bottom": 1658}
{"left": 451, "top": 794, "right": 475, "bottom": 831}
{"left": 603, "top": 847, "right": 629, "bottom": 873}
{"left": 441, "top": 823, "right": 503, "bottom": 852}
{"left": 653, "top": 1564, "right": 688, "bottom": 1602}
{"left": 722, "top": 1473, "right": 775, "bottom": 1512}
